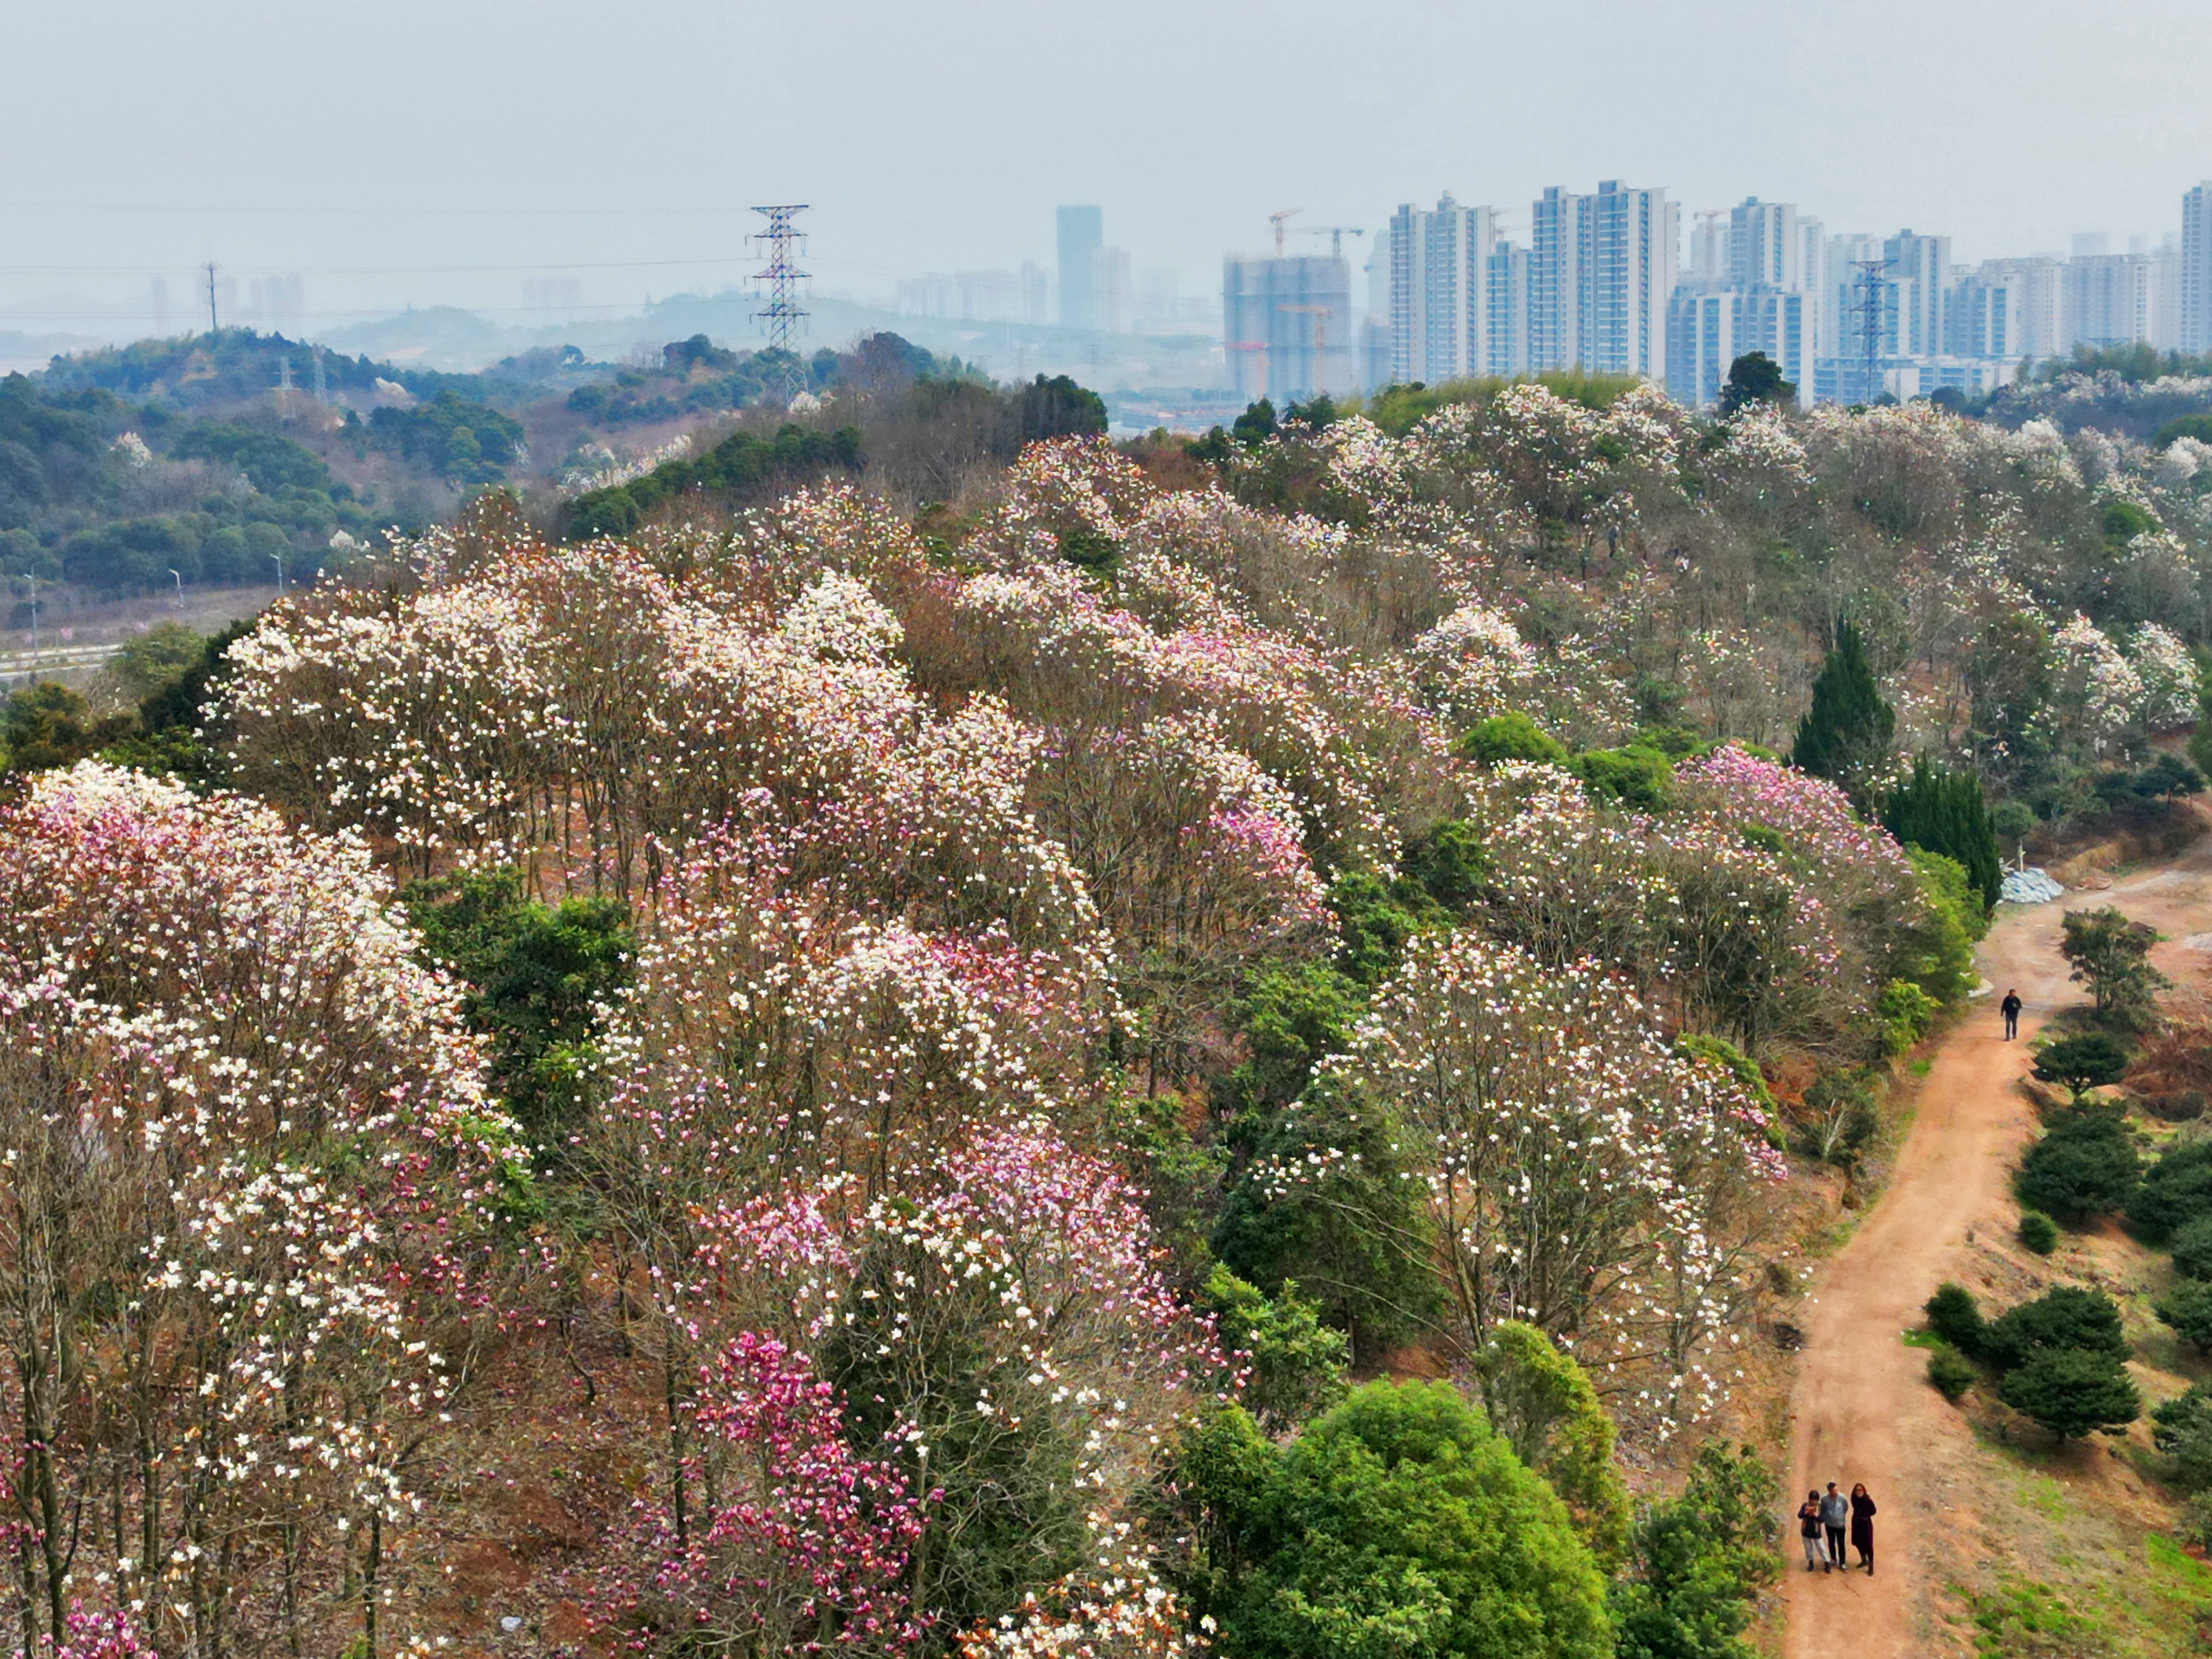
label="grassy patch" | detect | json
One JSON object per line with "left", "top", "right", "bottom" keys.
{"left": 1957, "top": 1576, "right": 2109, "bottom": 1658}
{"left": 1910, "top": 1057, "right": 1934, "bottom": 1076}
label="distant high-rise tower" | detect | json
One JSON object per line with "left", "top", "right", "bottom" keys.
{"left": 1388, "top": 195, "right": 1495, "bottom": 383}
{"left": 1882, "top": 230, "right": 1952, "bottom": 357}
{"left": 1586, "top": 180, "right": 1675, "bottom": 380}
{"left": 1528, "top": 187, "right": 1588, "bottom": 372}
{"left": 1731, "top": 198, "right": 1798, "bottom": 291}
{"left": 2183, "top": 182, "right": 2212, "bottom": 354}
{"left": 1057, "top": 205, "right": 1104, "bottom": 330}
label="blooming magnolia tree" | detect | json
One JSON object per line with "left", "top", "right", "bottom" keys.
{"left": 0, "top": 764, "right": 514, "bottom": 1659}
{"left": 1267, "top": 932, "right": 1781, "bottom": 1429}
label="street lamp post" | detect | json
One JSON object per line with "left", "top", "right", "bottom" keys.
{"left": 270, "top": 552, "right": 285, "bottom": 595}
{"left": 169, "top": 568, "right": 182, "bottom": 613}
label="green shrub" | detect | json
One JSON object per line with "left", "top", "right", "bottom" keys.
{"left": 2031, "top": 1032, "right": 2131, "bottom": 1102}
{"left": 1176, "top": 1382, "right": 1614, "bottom": 1659}
{"left": 2157, "top": 1279, "right": 2212, "bottom": 1352}
{"left": 2014, "top": 1104, "right": 2140, "bottom": 1222}
{"left": 1924, "top": 1281, "right": 1988, "bottom": 1357}
{"left": 2059, "top": 905, "right": 2171, "bottom": 1032}
{"left": 1996, "top": 1347, "right": 2140, "bottom": 1441}
{"left": 1475, "top": 1321, "right": 1630, "bottom": 1570}
{"left": 2017, "top": 1211, "right": 2059, "bottom": 1256}
{"left": 1879, "top": 978, "right": 1939, "bottom": 1055}
{"left": 1457, "top": 711, "right": 1568, "bottom": 769}
{"left": 402, "top": 868, "right": 633, "bottom": 1149}
{"left": 1927, "top": 1347, "right": 1978, "bottom": 1402}
{"left": 1898, "top": 848, "right": 1983, "bottom": 1004}
{"left": 1609, "top": 1443, "right": 1776, "bottom": 1659}
{"left": 1571, "top": 744, "right": 1674, "bottom": 811}
{"left": 2130, "top": 1139, "right": 2212, "bottom": 1241}
{"left": 2172, "top": 1214, "right": 2212, "bottom": 1279}
{"left": 2183, "top": 1492, "right": 2212, "bottom": 1548}
{"left": 1981, "top": 1285, "right": 2129, "bottom": 1371}
{"left": 1327, "top": 871, "right": 1444, "bottom": 985}
{"left": 2154, "top": 1385, "right": 2212, "bottom": 1489}
{"left": 1200, "top": 1267, "right": 1349, "bottom": 1433}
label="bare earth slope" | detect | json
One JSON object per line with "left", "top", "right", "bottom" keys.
{"left": 1778, "top": 835, "right": 2212, "bottom": 1657}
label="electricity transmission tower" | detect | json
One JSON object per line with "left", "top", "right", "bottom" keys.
{"left": 1853, "top": 259, "right": 1887, "bottom": 405}
{"left": 204, "top": 262, "right": 220, "bottom": 333}
{"left": 749, "top": 204, "right": 811, "bottom": 401}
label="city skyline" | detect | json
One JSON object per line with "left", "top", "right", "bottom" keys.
{"left": 7, "top": 0, "right": 2212, "bottom": 341}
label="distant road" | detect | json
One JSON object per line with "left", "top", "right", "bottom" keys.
{"left": 0, "top": 641, "right": 122, "bottom": 682}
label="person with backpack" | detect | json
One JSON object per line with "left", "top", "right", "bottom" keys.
{"left": 1819, "top": 1482, "right": 1851, "bottom": 1571}
{"left": 2002, "top": 988, "right": 2023, "bottom": 1040}
{"left": 1795, "top": 1489, "right": 1824, "bottom": 1571}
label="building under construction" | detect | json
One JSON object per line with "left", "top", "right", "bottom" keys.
{"left": 1222, "top": 251, "right": 1354, "bottom": 404}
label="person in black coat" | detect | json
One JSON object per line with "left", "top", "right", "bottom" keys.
{"left": 1849, "top": 1482, "right": 1877, "bottom": 1574}
{"left": 2002, "top": 989, "right": 2023, "bottom": 1040}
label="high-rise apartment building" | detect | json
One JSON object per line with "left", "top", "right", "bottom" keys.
{"left": 1667, "top": 289, "right": 1736, "bottom": 409}
{"left": 1528, "top": 186, "right": 1587, "bottom": 372}
{"left": 2065, "top": 253, "right": 2153, "bottom": 349}
{"left": 2183, "top": 182, "right": 2212, "bottom": 354}
{"left": 1486, "top": 241, "right": 1530, "bottom": 376}
{"left": 1882, "top": 230, "right": 1952, "bottom": 356}
{"left": 1688, "top": 212, "right": 1730, "bottom": 288}
{"left": 1731, "top": 198, "right": 1798, "bottom": 291}
{"left": 1972, "top": 257, "right": 2065, "bottom": 360}
{"left": 1223, "top": 252, "right": 1354, "bottom": 403}
{"left": 1057, "top": 204, "right": 1104, "bottom": 330}
{"left": 2151, "top": 237, "right": 2183, "bottom": 352}
{"left": 1388, "top": 194, "right": 1495, "bottom": 383}
{"left": 1585, "top": 181, "right": 1677, "bottom": 380}
{"left": 1797, "top": 218, "right": 1829, "bottom": 359}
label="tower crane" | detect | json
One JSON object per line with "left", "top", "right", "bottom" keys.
{"left": 1268, "top": 208, "right": 1302, "bottom": 256}
{"left": 1293, "top": 226, "right": 1366, "bottom": 258}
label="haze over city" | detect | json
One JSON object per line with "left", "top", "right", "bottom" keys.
{"left": 7, "top": 0, "right": 2212, "bottom": 345}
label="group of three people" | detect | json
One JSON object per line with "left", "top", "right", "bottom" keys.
{"left": 1797, "top": 1482, "right": 1876, "bottom": 1574}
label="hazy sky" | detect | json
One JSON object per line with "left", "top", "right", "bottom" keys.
{"left": 6, "top": 0, "right": 2212, "bottom": 335}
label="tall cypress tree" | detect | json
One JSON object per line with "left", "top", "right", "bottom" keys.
{"left": 1883, "top": 754, "right": 2003, "bottom": 916}
{"left": 1791, "top": 619, "right": 1896, "bottom": 810}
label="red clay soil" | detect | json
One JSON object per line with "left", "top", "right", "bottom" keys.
{"left": 1778, "top": 835, "right": 2212, "bottom": 1656}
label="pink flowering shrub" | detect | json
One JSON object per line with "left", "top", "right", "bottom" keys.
{"left": 0, "top": 765, "right": 513, "bottom": 1658}
{"left": 630, "top": 1333, "right": 928, "bottom": 1657}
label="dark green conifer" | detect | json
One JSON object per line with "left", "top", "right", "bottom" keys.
{"left": 1883, "top": 754, "right": 2002, "bottom": 915}
{"left": 1790, "top": 619, "right": 1895, "bottom": 811}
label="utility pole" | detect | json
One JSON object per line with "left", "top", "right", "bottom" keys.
{"left": 274, "top": 354, "right": 294, "bottom": 421}
{"left": 205, "top": 262, "right": 220, "bottom": 333}
{"left": 26, "top": 574, "right": 38, "bottom": 661}
{"left": 749, "top": 204, "right": 811, "bottom": 402}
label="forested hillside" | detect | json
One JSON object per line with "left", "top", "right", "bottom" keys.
{"left": 4, "top": 375, "right": 2212, "bottom": 1658}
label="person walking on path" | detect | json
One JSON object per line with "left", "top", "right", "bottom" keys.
{"left": 1795, "top": 1489, "right": 1825, "bottom": 1571}
{"left": 1819, "top": 1482, "right": 1851, "bottom": 1571}
{"left": 2002, "top": 989, "right": 2023, "bottom": 1040}
{"left": 1849, "top": 1484, "right": 1877, "bottom": 1574}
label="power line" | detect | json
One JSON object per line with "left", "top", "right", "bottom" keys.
{"left": 0, "top": 253, "right": 756, "bottom": 278}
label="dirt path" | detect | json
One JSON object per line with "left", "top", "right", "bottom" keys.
{"left": 1778, "top": 834, "right": 2212, "bottom": 1657}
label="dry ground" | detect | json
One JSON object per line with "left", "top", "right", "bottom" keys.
{"left": 1781, "top": 828, "right": 2212, "bottom": 1658}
